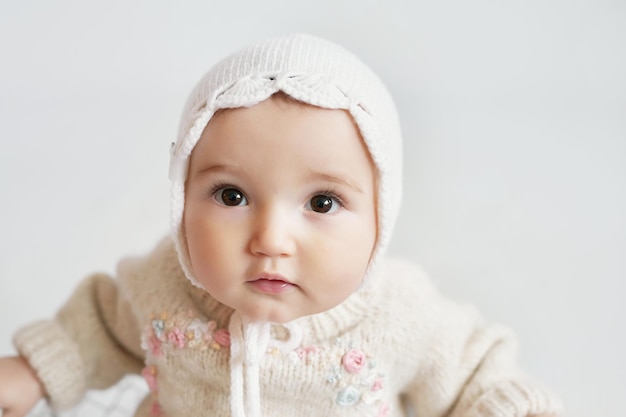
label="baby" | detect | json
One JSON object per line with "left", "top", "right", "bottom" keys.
{"left": 0, "top": 34, "right": 562, "bottom": 417}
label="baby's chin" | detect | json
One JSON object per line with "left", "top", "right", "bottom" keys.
{"left": 235, "top": 300, "right": 325, "bottom": 324}
{"left": 240, "top": 306, "right": 304, "bottom": 324}
{"left": 223, "top": 292, "right": 348, "bottom": 324}
{"left": 239, "top": 295, "right": 354, "bottom": 324}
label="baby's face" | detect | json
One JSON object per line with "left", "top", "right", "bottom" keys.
{"left": 184, "top": 95, "right": 377, "bottom": 323}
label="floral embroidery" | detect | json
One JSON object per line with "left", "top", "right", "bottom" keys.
{"left": 146, "top": 334, "right": 162, "bottom": 357}
{"left": 168, "top": 328, "right": 186, "bottom": 349}
{"left": 141, "top": 310, "right": 392, "bottom": 414}
{"left": 213, "top": 328, "right": 231, "bottom": 347}
{"left": 341, "top": 349, "right": 366, "bottom": 374}
{"left": 188, "top": 318, "right": 215, "bottom": 337}
{"left": 151, "top": 319, "right": 165, "bottom": 338}
{"left": 336, "top": 385, "right": 361, "bottom": 406}
{"left": 150, "top": 402, "right": 162, "bottom": 416}
{"left": 141, "top": 365, "right": 161, "bottom": 416}
{"left": 141, "top": 310, "right": 231, "bottom": 356}
{"left": 291, "top": 345, "right": 319, "bottom": 365}
{"left": 376, "top": 403, "right": 390, "bottom": 417}
{"left": 371, "top": 377, "right": 384, "bottom": 392}
{"left": 290, "top": 339, "right": 389, "bottom": 414}
{"left": 142, "top": 366, "right": 158, "bottom": 393}
{"left": 325, "top": 365, "right": 343, "bottom": 384}
{"left": 295, "top": 346, "right": 318, "bottom": 359}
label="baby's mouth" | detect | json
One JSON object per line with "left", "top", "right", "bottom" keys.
{"left": 247, "top": 273, "right": 297, "bottom": 295}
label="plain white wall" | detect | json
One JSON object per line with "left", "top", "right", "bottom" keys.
{"left": 1, "top": 1, "right": 624, "bottom": 416}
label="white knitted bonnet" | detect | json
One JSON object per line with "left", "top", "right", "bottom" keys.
{"left": 169, "top": 33, "right": 403, "bottom": 287}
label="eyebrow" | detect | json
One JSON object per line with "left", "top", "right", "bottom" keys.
{"left": 189, "top": 164, "right": 364, "bottom": 193}
{"left": 188, "top": 164, "right": 237, "bottom": 181}
{"left": 308, "top": 171, "right": 364, "bottom": 193}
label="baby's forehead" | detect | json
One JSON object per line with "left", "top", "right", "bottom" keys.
{"left": 188, "top": 95, "right": 377, "bottom": 206}
{"left": 188, "top": 93, "right": 378, "bottom": 184}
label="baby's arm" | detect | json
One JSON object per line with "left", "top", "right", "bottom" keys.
{"left": 0, "top": 356, "right": 45, "bottom": 417}
{"left": 1, "top": 273, "right": 144, "bottom": 414}
{"left": 394, "top": 263, "right": 562, "bottom": 417}
{"left": 403, "top": 309, "right": 562, "bottom": 417}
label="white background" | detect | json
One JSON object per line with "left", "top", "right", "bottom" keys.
{"left": 0, "top": 1, "right": 624, "bottom": 416}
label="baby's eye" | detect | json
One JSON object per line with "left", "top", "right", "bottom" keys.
{"left": 215, "top": 187, "right": 248, "bottom": 206}
{"left": 307, "top": 194, "right": 341, "bottom": 214}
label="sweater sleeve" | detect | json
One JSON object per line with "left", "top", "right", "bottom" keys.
{"left": 392, "top": 262, "right": 563, "bottom": 417}
{"left": 402, "top": 304, "right": 563, "bottom": 417}
{"left": 448, "top": 325, "right": 562, "bottom": 417}
{"left": 13, "top": 273, "right": 144, "bottom": 411}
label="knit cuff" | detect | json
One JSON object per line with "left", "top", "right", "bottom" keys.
{"left": 466, "top": 379, "right": 564, "bottom": 417}
{"left": 13, "top": 320, "right": 86, "bottom": 411}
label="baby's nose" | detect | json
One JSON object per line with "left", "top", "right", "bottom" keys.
{"left": 248, "top": 206, "right": 296, "bottom": 257}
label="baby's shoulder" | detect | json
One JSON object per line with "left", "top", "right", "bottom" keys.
{"left": 373, "top": 256, "right": 440, "bottom": 301}
{"left": 370, "top": 257, "right": 479, "bottom": 319}
{"left": 114, "top": 236, "right": 189, "bottom": 304}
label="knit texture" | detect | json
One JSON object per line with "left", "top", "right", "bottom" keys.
{"left": 14, "top": 237, "right": 563, "bottom": 417}
{"left": 13, "top": 321, "right": 85, "bottom": 410}
{"left": 169, "top": 33, "right": 403, "bottom": 287}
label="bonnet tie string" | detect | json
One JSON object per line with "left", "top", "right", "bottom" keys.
{"left": 228, "top": 312, "right": 271, "bottom": 417}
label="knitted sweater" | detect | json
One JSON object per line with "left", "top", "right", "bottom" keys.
{"left": 13, "top": 237, "right": 562, "bottom": 417}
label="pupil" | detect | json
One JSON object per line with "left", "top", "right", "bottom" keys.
{"left": 222, "top": 188, "right": 242, "bottom": 206}
{"left": 311, "top": 195, "right": 332, "bottom": 213}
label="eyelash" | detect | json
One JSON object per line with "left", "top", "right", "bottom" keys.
{"left": 207, "top": 182, "right": 246, "bottom": 204}
{"left": 207, "top": 182, "right": 239, "bottom": 198}
{"left": 313, "top": 189, "right": 346, "bottom": 208}
{"left": 205, "top": 183, "right": 347, "bottom": 210}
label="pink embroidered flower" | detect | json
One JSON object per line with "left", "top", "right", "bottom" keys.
{"left": 341, "top": 349, "right": 366, "bottom": 374}
{"left": 296, "top": 346, "right": 318, "bottom": 359}
{"left": 376, "top": 403, "right": 390, "bottom": 417}
{"left": 371, "top": 377, "right": 384, "bottom": 392}
{"left": 214, "top": 328, "right": 231, "bottom": 347}
{"left": 147, "top": 335, "right": 162, "bottom": 357}
{"left": 168, "top": 328, "right": 186, "bottom": 349}
{"left": 150, "top": 401, "right": 162, "bottom": 416}
{"left": 141, "top": 366, "right": 158, "bottom": 393}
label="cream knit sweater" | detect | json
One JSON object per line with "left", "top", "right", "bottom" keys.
{"left": 14, "top": 237, "right": 561, "bottom": 417}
